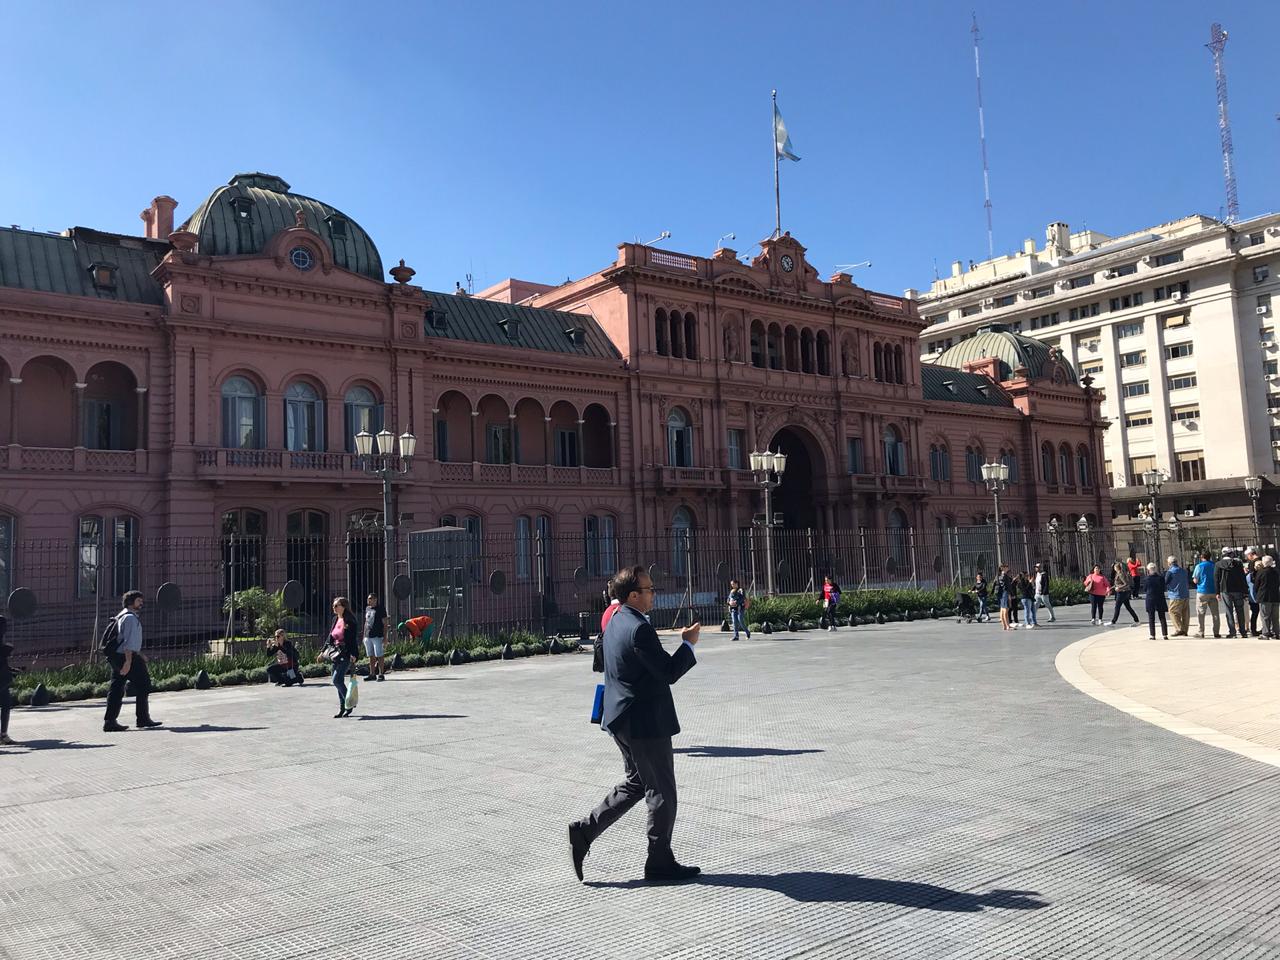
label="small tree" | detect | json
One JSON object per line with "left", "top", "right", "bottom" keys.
{"left": 222, "top": 587, "right": 295, "bottom": 639}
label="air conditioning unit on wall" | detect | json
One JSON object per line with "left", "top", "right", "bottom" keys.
{"left": 1183, "top": 509, "right": 1196, "bottom": 517}
{"left": 1258, "top": 306, "right": 1270, "bottom": 315}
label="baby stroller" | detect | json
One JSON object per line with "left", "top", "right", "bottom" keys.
{"left": 956, "top": 590, "right": 979, "bottom": 624}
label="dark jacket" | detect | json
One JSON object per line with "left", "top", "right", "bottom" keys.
{"left": 1144, "top": 573, "right": 1168, "bottom": 613}
{"left": 268, "top": 639, "right": 300, "bottom": 671}
{"left": 600, "top": 603, "right": 696, "bottom": 738}
{"left": 1018, "top": 577, "right": 1034, "bottom": 600}
{"left": 1215, "top": 556, "right": 1248, "bottom": 595}
{"left": 327, "top": 616, "right": 360, "bottom": 661}
{"left": 1256, "top": 566, "right": 1280, "bottom": 604}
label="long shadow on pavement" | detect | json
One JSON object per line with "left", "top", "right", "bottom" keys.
{"left": 5, "top": 739, "right": 113, "bottom": 751}
{"left": 591, "top": 872, "right": 1047, "bottom": 911}
{"left": 164, "top": 725, "right": 268, "bottom": 734}
{"left": 356, "top": 714, "right": 468, "bottom": 721}
{"left": 674, "top": 746, "right": 824, "bottom": 758}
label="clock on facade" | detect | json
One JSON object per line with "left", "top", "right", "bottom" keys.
{"left": 780, "top": 254, "right": 795, "bottom": 273}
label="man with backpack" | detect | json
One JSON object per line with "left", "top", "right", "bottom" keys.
{"left": 103, "top": 590, "right": 162, "bottom": 733}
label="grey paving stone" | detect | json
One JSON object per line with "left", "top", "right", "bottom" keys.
{"left": 3, "top": 607, "right": 1280, "bottom": 958}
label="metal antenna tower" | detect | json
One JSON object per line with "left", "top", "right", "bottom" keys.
{"left": 1207, "top": 23, "right": 1239, "bottom": 223}
{"left": 971, "top": 12, "right": 994, "bottom": 258}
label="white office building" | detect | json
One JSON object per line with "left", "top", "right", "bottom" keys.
{"left": 911, "top": 213, "right": 1280, "bottom": 531}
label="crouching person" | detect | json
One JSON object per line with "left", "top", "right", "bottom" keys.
{"left": 266, "top": 629, "right": 303, "bottom": 686}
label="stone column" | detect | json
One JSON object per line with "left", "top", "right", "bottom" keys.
{"left": 135, "top": 386, "right": 148, "bottom": 449}
{"left": 544, "top": 416, "right": 553, "bottom": 470}
{"left": 508, "top": 412, "right": 518, "bottom": 478}
{"left": 7, "top": 377, "right": 20, "bottom": 444}
{"left": 470, "top": 409, "right": 480, "bottom": 463}
{"left": 608, "top": 420, "right": 617, "bottom": 470}
{"left": 430, "top": 407, "right": 439, "bottom": 460}
{"left": 73, "top": 382, "right": 87, "bottom": 448}
{"left": 577, "top": 418, "right": 585, "bottom": 469}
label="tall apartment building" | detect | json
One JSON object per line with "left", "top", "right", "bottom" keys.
{"left": 912, "top": 213, "right": 1280, "bottom": 530}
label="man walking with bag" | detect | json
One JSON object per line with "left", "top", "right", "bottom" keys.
{"left": 103, "top": 591, "right": 162, "bottom": 733}
{"left": 569, "top": 565, "right": 700, "bottom": 884}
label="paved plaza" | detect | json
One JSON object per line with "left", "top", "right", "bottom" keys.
{"left": 3, "top": 607, "right": 1280, "bottom": 959}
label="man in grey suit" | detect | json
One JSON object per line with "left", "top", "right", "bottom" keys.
{"left": 570, "top": 565, "right": 701, "bottom": 883}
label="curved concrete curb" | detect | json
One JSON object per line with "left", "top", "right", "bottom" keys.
{"left": 1056, "top": 632, "right": 1280, "bottom": 770}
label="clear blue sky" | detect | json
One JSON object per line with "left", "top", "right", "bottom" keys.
{"left": 2, "top": 1, "right": 1278, "bottom": 297}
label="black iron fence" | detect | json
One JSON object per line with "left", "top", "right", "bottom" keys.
{"left": 6, "top": 521, "right": 1278, "bottom": 665}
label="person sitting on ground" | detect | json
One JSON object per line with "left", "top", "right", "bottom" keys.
{"left": 266, "top": 629, "right": 302, "bottom": 686}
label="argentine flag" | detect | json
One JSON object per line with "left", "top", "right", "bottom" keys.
{"left": 774, "top": 101, "right": 800, "bottom": 162}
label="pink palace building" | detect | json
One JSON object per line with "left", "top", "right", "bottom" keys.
{"left": 0, "top": 173, "right": 1109, "bottom": 626}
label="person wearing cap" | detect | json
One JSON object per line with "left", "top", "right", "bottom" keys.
{"left": 1215, "top": 548, "right": 1249, "bottom": 639}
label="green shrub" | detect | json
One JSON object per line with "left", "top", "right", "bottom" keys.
{"left": 302, "top": 663, "right": 329, "bottom": 679}
{"left": 215, "top": 670, "right": 247, "bottom": 686}
{"left": 403, "top": 654, "right": 427, "bottom": 669}
{"left": 425, "top": 651, "right": 447, "bottom": 667}
{"left": 221, "top": 586, "right": 296, "bottom": 639}
{"left": 156, "top": 675, "right": 189, "bottom": 693}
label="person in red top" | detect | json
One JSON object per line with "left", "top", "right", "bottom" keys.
{"left": 601, "top": 578, "right": 623, "bottom": 633}
{"left": 1083, "top": 565, "right": 1110, "bottom": 625}
{"left": 820, "top": 576, "right": 841, "bottom": 632}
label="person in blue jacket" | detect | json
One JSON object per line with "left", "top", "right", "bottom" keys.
{"left": 1164, "top": 557, "right": 1190, "bottom": 637}
{"left": 1192, "top": 550, "right": 1221, "bottom": 638}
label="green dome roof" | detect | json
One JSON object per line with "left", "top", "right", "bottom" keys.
{"left": 928, "top": 326, "right": 1077, "bottom": 385}
{"left": 182, "top": 173, "right": 383, "bottom": 281}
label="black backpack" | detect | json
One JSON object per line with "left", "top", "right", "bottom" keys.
{"left": 100, "top": 614, "right": 121, "bottom": 655}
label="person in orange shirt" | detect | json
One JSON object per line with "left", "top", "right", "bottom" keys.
{"left": 397, "top": 615, "right": 434, "bottom": 646}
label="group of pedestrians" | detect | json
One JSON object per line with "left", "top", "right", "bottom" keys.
{"left": 973, "top": 563, "right": 1056, "bottom": 630}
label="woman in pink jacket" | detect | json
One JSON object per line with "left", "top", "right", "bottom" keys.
{"left": 1083, "top": 564, "right": 1110, "bottom": 625}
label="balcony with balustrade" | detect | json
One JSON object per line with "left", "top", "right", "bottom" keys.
{"left": 2, "top": 445, "right": 149, "bottom": 474}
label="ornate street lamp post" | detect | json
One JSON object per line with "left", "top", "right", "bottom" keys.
{"left": 981, "top": 461, "right": 1010, "bottom": 567}
{"left": 750, "top": 449, "right": 787, "bottom": 595}
{"left": 1076, "top": 515, "right": 1093, "bottom": 572}
{"left": 1244, "top": 475, "right": 1263, "bottom": 547}
{"left": 354, "top": 428, "right": 417, "bottom": 623}
{"left": 1142, "top": 468, "right": 1168, "bottom": 562}
{"left": 1167, "top": 515, "right": 1183, "bottom": 560}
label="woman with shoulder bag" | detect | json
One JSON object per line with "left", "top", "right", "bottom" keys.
{"left": 319, "top": 597, "right": 360, "bottom": 718}
{"left": 1108, "top": 562, "right": 1140, "bottom": 625}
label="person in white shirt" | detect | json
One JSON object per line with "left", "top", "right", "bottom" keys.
{"left": 1032, "top": 563, "right": 1056, "bottom": 623}
{"left": 103, "top": 590, "right": 162, "bottom": 733}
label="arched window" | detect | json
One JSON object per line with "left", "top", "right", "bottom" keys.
{"left": 929, "top": 444, "right": 950, "bottom": 481}
{"left": 1041, "top": 441, "right": 1056, "bottom": 484}
{"left": 284, "top": 382, "right": 324, "bottom": 452}
{"left": 343, "top": 386, "right": 383, "bottom": 453}
{"left": 800, "top": 329, "right": 815, "bottom": 374}
{"left": 965, "top": 446, "right": 984, "bottom": 483}
{"left": 76, "top": 513, "right": 139, "bottom": 598}
{"left": 784, "top": 326, "right": 800, "bottom": 372}
{"left": 893, "top": 344, "right": 904, "bottom": 384}
{"left": 584, "top": 514, "right": 618, "bottom": 576}
{"left": 750, "top": 321, "right": 765, "bottom": 368}
{"left": 667, "top": 409, "right": 693, "bottom": 467}
{"left": 655, "top": 308, "right": 669, "bottom": 356}
{"left": 873, "top": 343, "right": 884, "bottom": 382}
{"left": 886, "top": 508, "right": 909, "bottom": 571}
{"left": 683, "top": 312, "right": 697, "bottom": 361}
{"left": 766, "top": 324, "right": 783, "bottom": 370}
{"left": 669, "top": 310, "right": 684, "bottom": 358}
{"left": 1000, "top": 447, "right": 1019, "bottom": 484}
{"left": 671, "top": 506, "right": 694, "bottom": 578}
{"left": 1058, "top": 444, "right": 1073, "bottom": 488}
{"left": 816, "top": 331, "right": 831, "bottom": 376}
{"left": 221, "top": 375, "right": 264, "bottom": 449}
{"left": 883, "top": 425, "right": 906, "bottom": 477}
{"left": 1076, "top": 445, "right": 1092, "bottom": 488}
{"left": 222, "top": 508, "right": 266, "bottom": 594}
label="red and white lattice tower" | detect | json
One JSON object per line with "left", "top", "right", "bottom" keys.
{"left": 1207, "top": 22, "right": 1240, "bottom": 223}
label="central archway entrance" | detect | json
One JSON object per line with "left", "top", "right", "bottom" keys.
{"left": 766, "top": 426, "right": 826, "bottom": 529}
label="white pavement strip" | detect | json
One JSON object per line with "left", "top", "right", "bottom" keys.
{"left": 1056, "top": 629, "right": 1280, "bottom": 770}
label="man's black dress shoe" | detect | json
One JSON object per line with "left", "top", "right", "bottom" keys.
{"left": 568, "top": 823, "right": 590, "bottom": 882}
{"left": 102, "top": 723, "right": 128, "bottom": 733}
{"left": 137, "top": 720, "right": 163, "bottom": 729}
{"left": 643, "top": 860, "right": 701, "bottom": 883}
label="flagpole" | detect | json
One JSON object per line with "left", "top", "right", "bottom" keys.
{"left": 772, "top": 89, "right": 781, "bottom": 238}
